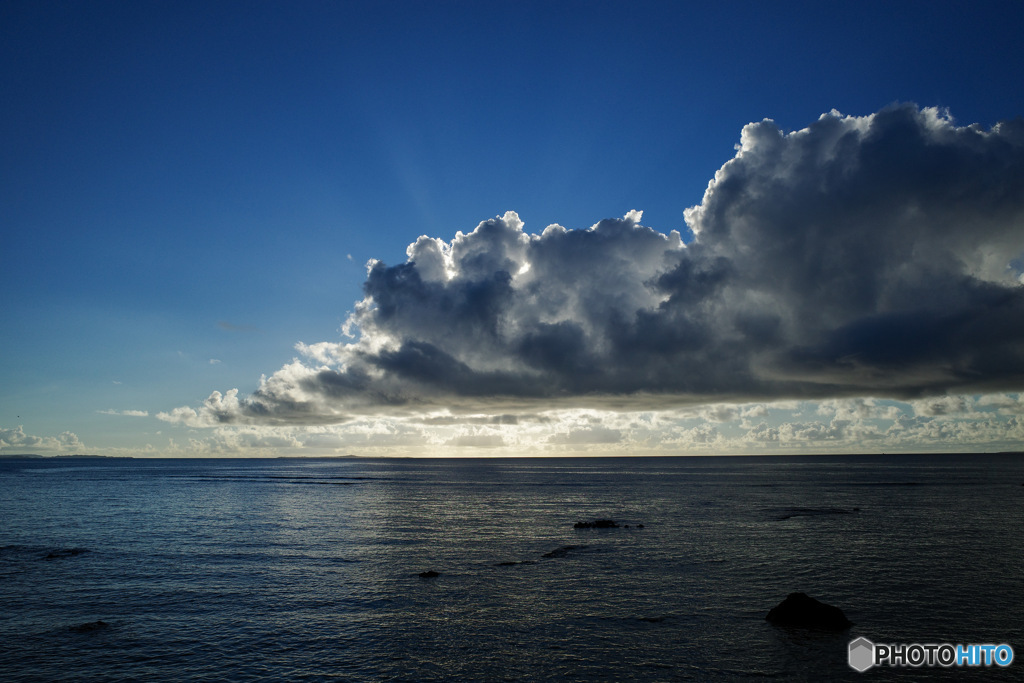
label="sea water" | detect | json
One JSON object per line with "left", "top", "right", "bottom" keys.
{"left": 1, "top": 454, "right": 1022, "bottom": 681}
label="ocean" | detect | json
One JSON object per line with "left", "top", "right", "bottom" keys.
{"left": 1, "top": 454, "right": 1022, "bottom": 681}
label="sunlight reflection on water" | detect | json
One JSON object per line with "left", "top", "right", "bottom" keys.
{"left": 1, "top": 455, "right": 1022, "bottom": 681}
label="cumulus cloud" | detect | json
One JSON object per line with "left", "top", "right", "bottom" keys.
{"left": 702, "top": 405, "right": 740, "bottom": 423}
{"left": 149, "top": 391, "right": 1024, "bottom": 456}
{"left": 909, "top": 395, "right": 975, "bottom": 417}
{"left": 165, "top": 104, "right": 1024, "bottom": 427}
{"left": 446, "top": 433, "right": 506, "bottom": 449}
{"left": 548, "top": 426, "right": 623, "bottom": 446}
{"left": 978, "top": 393, "right": 1024, "bottom": 414}
{"left": 0, "top": 426, "right": 84, "bottom": 454}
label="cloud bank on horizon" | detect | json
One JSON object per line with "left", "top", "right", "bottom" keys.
{"left": 160, "top": 104, "right": 1024, "bottom": 431}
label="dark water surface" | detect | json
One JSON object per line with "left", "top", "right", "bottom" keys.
{"left": 2, "top": 454, "right": 1022, "bottom": 681}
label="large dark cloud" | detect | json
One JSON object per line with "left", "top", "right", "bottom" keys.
{"left": 162, "top": 104, "right": 1024, "bottom": 426}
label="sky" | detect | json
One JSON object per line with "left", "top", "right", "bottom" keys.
{"left": 3, "top": 0, "right": 1024, "bottom": 457}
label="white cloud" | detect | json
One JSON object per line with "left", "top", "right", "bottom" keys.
{"left": 548, "top": 426, "right": 623, "bottom": 445}
{"left": 0, "top": 426, "right": 85, "bottom": 454}
{"left": 162, "top": 105, "right": 1024, "bottom": 455}
{"left": 143, "top": 391, "right": 1024, "bottom": 456}
{"left": 701, "top": 404, "right": 740, "bottom": 422}
{"left": 816, "top": 398, "right": 903, "bottom": 421}
{"left": 909, "top": 395, "right": 975, "bottom": 417}
{"left": 446, "top": 433, "right": 506, "bottom": 448}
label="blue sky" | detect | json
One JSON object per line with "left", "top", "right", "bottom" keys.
{"left": 3, "top": 1, "right": 1024, "bottom": 456}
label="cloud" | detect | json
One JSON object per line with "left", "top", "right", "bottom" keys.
{"left": 446, "top": 433, "right": 506, "bottom": 448}
{"left": 0, "top": 426, "right": 84, "bottom": 454}
{"left": 148, "top": 392, "right": 1024, "bottom": 457}
{"left": 98, "top": 409, "right": 149, "bottom": 417}
{"left": 978, "top": 393, "right": 1024, "bottom": 414}
{"left": 164, "top": 429, "right": 304, "bottom": 455}
{"left": 548, "top": 426, "right": 623, "bottom": 445}
{"left": 909, "top": 395, "right": 975, "bottom": 417}
{"left": 702, "top": 405, "right": 740, "bottom": 423}
{"left": 165, "top": 104, "right": 1024, "bottom": 427}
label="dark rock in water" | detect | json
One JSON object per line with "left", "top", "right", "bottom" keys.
{"left": 541, "top": 544, "right": 588, "bottom": 559}
{"left": 637, "top": 615, "right": 670, "bottom": 623}
{"left": 574, "top": 519, "right": 620, "bottom": 529}
{"left": 777, "top": 508, "right": 854, "bottom": 521}
{"left": 69, "top": 620, "right": 109, "bottom": 633}
{"left": 774, "top": 509, "right": 856, "bottom": 520}
{"left": 766, "top": 592, "right": 853, "bottom": 630}
{"left": 44, "top": 548, "right": 89, "bottom": 560}
{"left": 418, "top": 570, "right": 440, "bottom": 578}
{"left": 637, "top": 524, "right": 644, "bottom": 528}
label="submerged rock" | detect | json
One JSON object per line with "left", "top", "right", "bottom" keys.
{"left": 69, "top": 620, "right": 109, "bottom": 633}
{"left": 44, "top": 548, "right": 90, "bottom": 560}
{"left": 574, "top": 519, "right": 620, "bottom": 529}
{"left": 541, "top": 544, "right": 588, "bottom": 559}
{"left": 637, "top": 615, "right": 670, "bottom": 623}
{"left": 776, "top": 508, "right": 855, "bottom": 521}
{"left": 418, "top": 570, "right": 440, "bottom": 578}
{"left": 766, "top": 592, "right": 852, "bottom": 630}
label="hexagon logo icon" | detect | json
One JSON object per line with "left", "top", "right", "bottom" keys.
{"left": 848, "top": 637, "right": 875, "bottom": 672}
